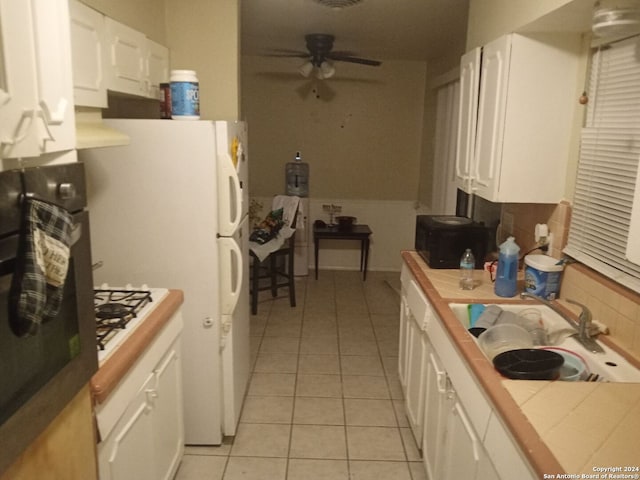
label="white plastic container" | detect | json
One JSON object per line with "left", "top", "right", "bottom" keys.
{"left": 524, "top": 254, "right": 564, "bottom": 300}
{"left": 170, "top": 70, "right": 200, "bottom": 120}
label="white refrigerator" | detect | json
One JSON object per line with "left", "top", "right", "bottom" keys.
{"left": 81, "top": 119, "right": 250, "bottom": 445}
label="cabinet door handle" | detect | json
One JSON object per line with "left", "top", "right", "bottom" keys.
{"left": 445, "top": 378, "right": 455, "bottom": 400}
{"left": 1, "top": 109, "right": 35, "bottom": 150}
{"left": 39, "top": 98, "right": 67, "bottom": 126}
{"left": 36, "top": 109, "right": 57, "bottom": 148}
{"left": 429, "top": 352, "right": 448, "bottom": 393}
{"left": 143, "top": 388, "right": 158, "bottom": 412}
{"left": 145, "top": 388, "right": 158, "bottom": 401}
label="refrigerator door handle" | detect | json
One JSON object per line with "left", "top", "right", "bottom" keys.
{"left": 218, "top": 153, "right": 242, "bottom": 237}
{"left": 218, "top": 236, "right": 243, "bottom": 315}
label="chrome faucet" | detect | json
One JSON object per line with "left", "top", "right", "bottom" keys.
{"left": 519, "top": 293, "right": 605, "bottom": 353}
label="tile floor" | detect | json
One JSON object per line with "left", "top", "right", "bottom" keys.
{"left": 174, "top": 270, "right": 426, "bottom": 480}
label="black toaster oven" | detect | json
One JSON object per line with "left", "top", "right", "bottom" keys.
{"left": 415, "top": 215, "right": 490, "bottom": 269}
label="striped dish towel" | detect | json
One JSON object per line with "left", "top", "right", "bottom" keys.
{"left": 9, "top": 198, "right": 72, "bottom": 337}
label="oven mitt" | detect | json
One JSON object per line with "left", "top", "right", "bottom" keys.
{"left": 8, "top": 198, "right": 72, "bottom": 337}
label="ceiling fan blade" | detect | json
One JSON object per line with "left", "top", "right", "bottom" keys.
{"left": 263, "top": 52, "right": 310, "bottom": 59}
{"left": 327, "top": 54, "right": 382, "bottom": 66}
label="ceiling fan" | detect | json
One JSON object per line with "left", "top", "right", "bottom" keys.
{"left": 268, "top": 33, "right": 382, "bottom": 79}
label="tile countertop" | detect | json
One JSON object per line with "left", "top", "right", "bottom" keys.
{"left": 402, "top": 251, "right": 640, "bottom": 476}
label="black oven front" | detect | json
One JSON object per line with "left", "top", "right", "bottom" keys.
{"left": 0, "top": 163, "right": 97, "bottom": 474}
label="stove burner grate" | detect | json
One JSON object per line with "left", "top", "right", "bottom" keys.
{"left": 96, "top": 302, "right": 132, "bottom": 320}
{"left": 94, "top": 289, "right": 153, "bottom": 351}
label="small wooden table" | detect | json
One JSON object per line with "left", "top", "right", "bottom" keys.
{"left": 313, "top": 224, "right": 372, "bottom": 280}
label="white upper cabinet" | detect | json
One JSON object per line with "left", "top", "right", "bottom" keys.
{"left": 103, "top": 18, "right": 169, "bottom": 99}
{"left": 69, "top": 2, "right": 169, "bottom": 105}
{"left": 69, "top": 0, "right": 108, "bottom": 108}
{"left": 0, "top": 0, "right": 76, "bottom": 160}
{"left": 146, "top": 39, "right": 170, "bottom": 101}
{"left": 455, "top": 47, "right": 481, "bottom": 192}
{"left": 455, "top": 33, "right": 581, "bottom": 203}
{"left": 105, "top": 18, "right": 148, "bottom": 97}
{"left": 0, "top": 0, "right": 40, "bottom": 159}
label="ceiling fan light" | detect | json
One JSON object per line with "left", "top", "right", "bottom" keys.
{"left": 298, "top": 61, "right": 314, "bottom": 77}
{"left": 313, "top": 0, "right": 363, "bottom": 10}
{"left": 317, "top": 61, "right": 336, "bottom": 79}
{"left": 592, "top": 0, "right": 640, "bottom": 37}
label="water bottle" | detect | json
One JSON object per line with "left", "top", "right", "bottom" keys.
{"left": 459, "top": 249, "right": 475, "bottom": 290}
{"left": 285, "top": 151, "right": 309, "bottom": 197}
{"left": 495, "top": 236, "right": 520, "bottom": 297}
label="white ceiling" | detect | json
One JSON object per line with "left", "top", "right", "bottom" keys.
{"left": 240, "top": 0, "right": 471, "bottom": 63}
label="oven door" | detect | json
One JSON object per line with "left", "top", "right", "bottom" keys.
{"left": 0, "top": 168, "right": 97, "bottom": 474}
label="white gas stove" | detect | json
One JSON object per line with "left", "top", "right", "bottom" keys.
{"left": 94, "top": 284, "right": 169, "bottom": 364}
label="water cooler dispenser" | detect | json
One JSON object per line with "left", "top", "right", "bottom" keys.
{"left": 286, "top": 152, "right": 310, "bottom": 276}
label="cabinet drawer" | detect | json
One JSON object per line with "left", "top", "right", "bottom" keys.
{"left": 401, "top": 264, "right": 431, "bottom": 330}
{"left": 407, "top": 279, "right": 430, "bottom": 329}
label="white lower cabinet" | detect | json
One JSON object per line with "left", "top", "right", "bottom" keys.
{"left": 399, "top": 265, "right": 432, "bottom": 446}
{"left": 102, "top": 372, "right": 155, "bottom": 480}
{"left": 398, "top": 296, "right": 410, "bottom": 393}
{"left": 441, "top": 395, "right": 499, "bottom": 480}
{"left": 97, "top": 312, "right": 184, "bottom": 480}
{"left": 150, "top": 346, "right": 184, "bottom": 480}
{"left": 422, "top": 349, "right": 446, "bottom": 479}
{"left": 484, "top": 412, "right": 536, "bottom": 480}
{"left": 420, "top": 343, "right": 498, "bottom": 480}
{"left": 404, "top": 309, "right": 428, "bottom": 445}
{"left": 401, "top": 263, "right": 534, "bottom": 480}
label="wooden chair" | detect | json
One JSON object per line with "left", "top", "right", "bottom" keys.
{"left": 249, "top": 196, "right": 300, "bottom": 315}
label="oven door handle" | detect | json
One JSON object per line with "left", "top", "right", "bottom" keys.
{"left": 69, "top": 222, "right": 82, "bottom": 247}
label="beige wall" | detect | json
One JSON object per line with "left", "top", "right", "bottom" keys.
{"left": 165, "top": 0, "right": 240, "bottom": 120}
{"left": 82, "top": 0, "right": 241, "bottom": 120}
{"left": 242, "top": 56, "right": 427, "bottom": 200}
{"left": 466, "top": 0, "right": 574, "bottom": 49}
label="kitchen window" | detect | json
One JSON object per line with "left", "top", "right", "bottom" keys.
{"left": 564, "top": 34, "right": 640, "bottom": 293}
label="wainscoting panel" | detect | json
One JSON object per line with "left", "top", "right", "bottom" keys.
{"left": 251, "top": 197, "right": 420, "bottom": 274}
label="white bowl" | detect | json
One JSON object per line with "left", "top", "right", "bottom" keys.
{"left": 478, "top": 324, "right": 534, "bottom": 360}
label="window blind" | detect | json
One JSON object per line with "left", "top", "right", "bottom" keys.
{"left": 564, "top": 35, "right": 640, "bottom": 292}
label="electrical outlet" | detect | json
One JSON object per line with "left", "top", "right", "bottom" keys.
{"left": 502, "top": 212, "right": 514, "bottom": 237}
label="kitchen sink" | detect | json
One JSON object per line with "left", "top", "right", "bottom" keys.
{"left": 449, "top": 303, "right": 640, "bottom": 383}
